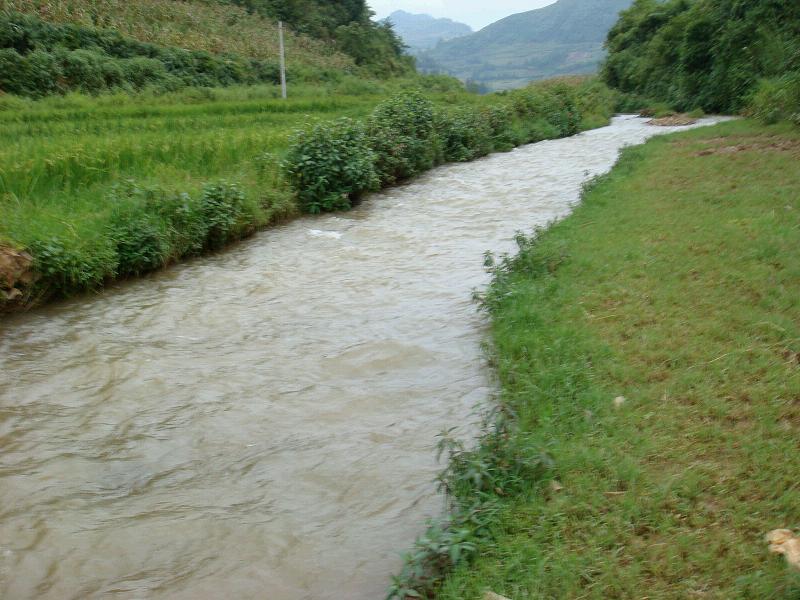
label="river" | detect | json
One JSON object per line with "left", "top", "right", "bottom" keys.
{"left": 0, "top": 116, "right": 721, "bottom": 599}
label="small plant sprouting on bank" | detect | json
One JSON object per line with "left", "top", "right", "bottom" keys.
{"left": 475, "top": 229, "right": 569, "bottom": 313}
{"left": 387, "top": 395, "right": 555, "bottom": 599}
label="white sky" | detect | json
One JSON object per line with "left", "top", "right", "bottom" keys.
{"left": 368, "top": 1, "right": 557, "bottom": 30}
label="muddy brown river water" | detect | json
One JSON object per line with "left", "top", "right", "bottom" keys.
{"left": 0, "top": 116, "right": 722, "bottom": 599}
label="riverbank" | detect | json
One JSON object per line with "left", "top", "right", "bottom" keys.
{"left": 0, "top": 77, "right": 617, "bottom": 312}
{"left": 395, "top": 118, "right": 800, "bottom": 598}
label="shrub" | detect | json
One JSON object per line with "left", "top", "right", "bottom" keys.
{"left": 28, "top": 235, "right": 117, "bottom": 296}
{"left": 0, "top": 48, "right": 26, "bottom": 95}
{"left": 435, "top": 107, "right": 494, "bottom": 163}
{"left": 24, "top": 49, "right": 63, "bottom": 97}
{"left": 199, "top": 181, "right": 248, "bottom": 249}
{"left": 60, "top": 49, "right": 108, "bottom": 94}
{"left": 481, "top": 104, "right": 518, "bottom": 151}
{"left": 120, "top": 56, "right": 171, "bottom": 90}
{"left": 367, "top": 91, "right": 438, "bottom": 185}
{"left": 108, "top": 206, "right": 169, "bottom": 277}
{"left": 0, "top": 12, "right": 287, "bottom": 98}
{"left": 157, "top": 192, "right": 209, "bottom": 258}
{"left": 749, "top": 72, "right": 800, "bottom": 125}
{"left": 282, "top": 118, "right": 378, "bottom": 213}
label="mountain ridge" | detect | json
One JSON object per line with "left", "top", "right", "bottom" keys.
{"left": 419, "top": 0, "right": 633, "bottom": 90}
{"left": 383, "top": 10, "right": 472, "bottom": 52}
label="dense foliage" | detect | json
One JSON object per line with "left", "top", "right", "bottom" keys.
{"left": 283, "top": 118, "right": 379, "bottom": 213}
{"left": 282, "top": 81, "right": 597, "bottom": 214}
{"left": 602, "top": 0, "right": 800, "bottom": 114}
{"left": 0, "top": 12, "right": 282, "bottom": 97}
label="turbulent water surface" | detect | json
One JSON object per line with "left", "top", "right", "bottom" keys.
{"left": 0, "top": 116, "right": 721, "bottom": 599}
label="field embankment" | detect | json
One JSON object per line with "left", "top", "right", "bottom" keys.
{"left": 0, "top": 77, "right": 617, "bottom": 311}
{"left": 392, "top": 118, "right": 800, "bottom": 598}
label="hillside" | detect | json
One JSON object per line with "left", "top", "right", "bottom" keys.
{"left": 0, "top": 0, "right": 354, "bottom": 72}
{"left": 419, "top": 0, "right": 633, "bottom": 91}
{"left": 384, "top": 10, "right": 471, "bottom": 52}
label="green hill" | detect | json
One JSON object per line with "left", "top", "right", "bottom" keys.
{"left": 419, "top": 0, "right": 633, "bottom": 91}
{"left": 0, "top": 0, "right": 351, "bottom": 71}
{"left": 384, "top": 10, "right": 472, "bottom": 52}
{"left": 1, "top": 0, "right": 412, "bottom": 78}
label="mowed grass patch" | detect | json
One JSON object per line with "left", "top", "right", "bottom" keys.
{"left": 438, "top": 119, "right": 800, "bottom": 599}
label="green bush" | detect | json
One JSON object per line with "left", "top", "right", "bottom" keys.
{"left": 367, "top": 91, "right": 437, "bottom": 185}
{"left": 199, "top": 181, "right": 248, "bottom": 249}
{"left": 435, "top": 107, "right": 493, "bottom": 162}
{"left": 749, "top": 72, "right": 800, "bottom": 125}
{"left": 602, "top": 0, "right": 800, "bottom": 114}
{"left": 282, "top": 118, "right": 378, "bottom": 213}
{"left": 157, "top": 192, "right": 209, "bottom": 258}
{"left": 61, "top": 49, "right": 108, "bottom": 94}
{"left": 120, "top": 56, "right": 172, "bottom": 90}
{"left": 28, "top": 235, "right": 117, "bottom": 296}
{"left": 0, "top": 48, "right": 62, "bottom": 97}
{"left": 24, "top": 49, "right": 63, "bottom": 97}
{"left": 109, "top": 206, "right": 169, "bottom": 277}
{"left": 282, "top": 85, "right": 614, "bottom": 215}
{"left": 481, "top": 104, "right": 519, "bottom": 151}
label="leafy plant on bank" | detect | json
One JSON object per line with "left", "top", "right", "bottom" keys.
{"left": 748, "top": 72, "right": 800, "bottom": 126}
{"left": 282, "top": 118, "right": 379, "bottom": 213}
{"left": 367, "top": 91, "right": 438, "bottom": 185}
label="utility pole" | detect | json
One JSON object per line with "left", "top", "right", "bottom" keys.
{"left": 278, "top": 21, "right": 287, "bottom": 100}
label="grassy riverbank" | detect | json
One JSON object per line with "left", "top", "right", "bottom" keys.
{"left": 396, "top": 118, "right": 800, "bottom": 598}
{"left": 0, "top": 77, "right": 617, "bottom": 310}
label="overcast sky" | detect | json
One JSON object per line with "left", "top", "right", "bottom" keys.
{"left": 368, "top": 1, "right": 557, "bottom": 30}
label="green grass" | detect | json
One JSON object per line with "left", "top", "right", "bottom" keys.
{"left": 436, "top": 119, "right": 800, "bottom": 599}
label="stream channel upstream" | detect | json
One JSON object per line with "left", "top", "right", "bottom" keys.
{"left": 0, "top": 116, "right": 722, "bottom": 599}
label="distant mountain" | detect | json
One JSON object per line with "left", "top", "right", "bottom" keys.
{"left": 384, "top": 10, "right": 472, "bottom": 52}
{"left": 418, "top": 0, "right": 633, "bottom": 90}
